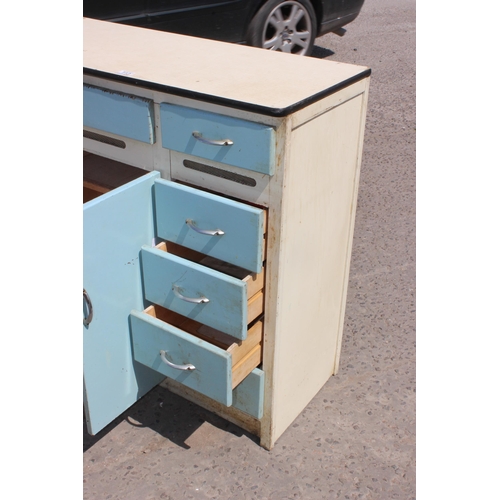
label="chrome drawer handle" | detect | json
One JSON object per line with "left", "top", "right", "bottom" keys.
{"left": 160, "top": 350, "right": 196, "bottom": 371}
{"left": 186, "top": 219, "right": 224, "bottom": 236}
{"left": 172, "top": 284, "right": 209, "bottom": 304}
{"left": 192, "top": 131, "right": 234, "bottom": 146}
{"left": 83, "top": 289, "right": 93, "bottom": 326}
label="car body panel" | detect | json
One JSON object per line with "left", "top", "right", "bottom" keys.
{"left": 83, "top": 0, "right": 365, "bottom": 46}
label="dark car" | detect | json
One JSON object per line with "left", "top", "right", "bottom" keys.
{"left": 83, "top": 0, "right": 365, "bottom": 56}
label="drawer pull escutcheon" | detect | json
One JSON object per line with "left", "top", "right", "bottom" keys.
{"left": 192, "top": 131, "right": 234, "bottom": 147}
{"left": 172, "top": 284, "right": 210, "bottom": 304}
{"left": 186, "top": 219, "right": 224, "bottom": 236}
{"left": 159, "top": 350, "right": 196, "bottom": 371}
{"left": 83, "top": 289, "right": 93, "bottom": 326}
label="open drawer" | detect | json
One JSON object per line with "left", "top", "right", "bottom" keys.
{"left": 142, "top": 241, "right": 264, "bottom": 340}
{"left": 154, "top": 179, "right": 266, "bottom": 273}
{"left": 130, "top": 305, "right": 263, "bottom": 406}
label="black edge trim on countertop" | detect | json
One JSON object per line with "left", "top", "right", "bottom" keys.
{"left": 83, "top": 67, "right": 371, "bottom": 117}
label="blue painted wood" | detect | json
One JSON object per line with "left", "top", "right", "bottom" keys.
{"left": 154, "top": 179, "right": 265, "bottom": 273}
{"left": 83, "top": 85, "right": 155, "bottom": 144}
{"left": 232, "top": 368, "right": 265, "bottom": 419}
{"left": 160, "top": 103, "right": 275, "bottom": 175}
{"left": 141, "top": 246, "right": 248, "bottom": 340}
{"left": 83, "top": 171, "right": 164, "bottom": 435}
{"left": 130, "top": 310, "right": 233, "bottom": 406}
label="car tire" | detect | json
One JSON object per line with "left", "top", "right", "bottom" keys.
{"left": 247, "top": 0, "right": 318, "bottom": 56}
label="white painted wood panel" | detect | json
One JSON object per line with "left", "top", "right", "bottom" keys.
{"left": 83, "top": 127, "right": 159, "bottom": 173}
{"left": 170, "top": 151, "right": 272, "bottom": 207}
{"left": 260, "top": 89, "right": 368, "bottom": 448}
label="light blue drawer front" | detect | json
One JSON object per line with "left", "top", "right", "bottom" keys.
{"left": 232, "top": 368, "right": 264, "bottom": 419}
{"left": 83, "top": 85, "right": 155, "bottom": 144}
{"left": 130, "top": 310, "right": 233, "bottom": 406}
{"left": 160, "top": 103, "right": 275, "bottom": 175}
{"left": 154, "top": 179, "right": 265, "bottom": 273}
{"left": 141, "top": 246, "right": 248, "bottom": 340}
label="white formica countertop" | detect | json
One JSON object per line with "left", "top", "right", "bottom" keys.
{"left": 83, "top": 18, "right": 370, "bottom": 116}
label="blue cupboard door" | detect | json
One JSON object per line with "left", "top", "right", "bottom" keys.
{"left": 83, "top": 170, "right": 164, "bottom": 435}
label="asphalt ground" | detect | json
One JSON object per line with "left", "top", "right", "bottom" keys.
{"left": 82, "top": 1, "right": 416, "bottom": 498}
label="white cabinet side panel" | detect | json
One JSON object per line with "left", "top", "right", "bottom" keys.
{"left": 266, "top": 93, "right": 366, "bottom": 445}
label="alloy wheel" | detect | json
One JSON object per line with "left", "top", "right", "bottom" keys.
{"left": 262, "top": 1, "right": 313, "bottom": 55}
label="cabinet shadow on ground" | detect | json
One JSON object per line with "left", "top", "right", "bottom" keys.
{"left": 83, "top": 384, "right": 259, "bottom": 452}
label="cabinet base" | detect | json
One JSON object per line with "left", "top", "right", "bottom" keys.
{"left": 159, "top": 377, "right": 264, "bottom": 445}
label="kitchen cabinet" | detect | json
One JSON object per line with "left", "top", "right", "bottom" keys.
{"left": 83, "top": 18, "right": 370, "bottom": 450}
